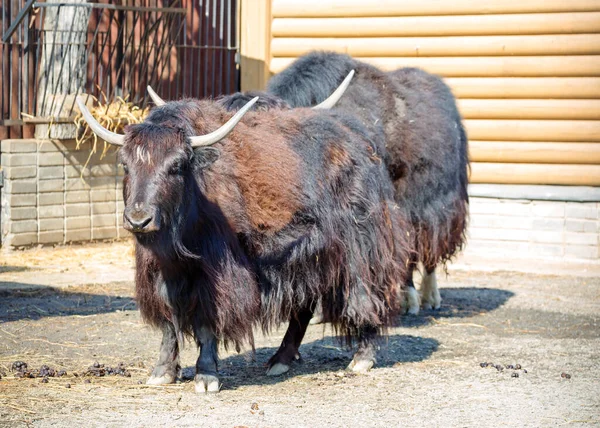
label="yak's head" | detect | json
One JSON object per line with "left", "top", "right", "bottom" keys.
{"left": 76, "top": 97, "right": 258, "bottom": 246}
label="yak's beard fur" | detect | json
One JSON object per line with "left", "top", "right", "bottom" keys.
{"left": 132, "top": 181, "right": 260, "bottom": 354}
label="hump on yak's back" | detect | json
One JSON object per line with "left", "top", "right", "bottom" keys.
{"left": 389, "top": 67, "right": 458, "bottom": 110}
{"left": 218, "top": 92, "right": 291, "bottom": 113}
{"left": 386, "top": 67, "right": 463, "bottom": 147}
{"left": 267, "top": 51, "right": 356, "bottom": 107}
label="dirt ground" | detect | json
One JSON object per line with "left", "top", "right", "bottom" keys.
{"left": 0, "top": 242, "right": 599, "bottom": 427}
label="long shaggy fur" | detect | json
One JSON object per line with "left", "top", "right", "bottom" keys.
{"left": 124, "top": 126, "right": 260, "bottom": 350}
{"left": 217, "top": 91, "right": 291, "bottom": 112}
{"left": 266, "top": 51, "right": 469, "bottom": 271}
{"left": 123, "top": 99, "right": 411, "bottom": 349}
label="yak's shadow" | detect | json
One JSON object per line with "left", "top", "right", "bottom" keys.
{"left": 182, "top": 333, "right": 439, "bottom": 390}
{"left": 0, "top": 266, "right": 30, "bottom": 274}
{"left": 0, "top": 282, "right": 135, "bottom": 322}
{"left": 398, "top": 287, "right": 514, "bottom": 328}
{"left": 177, "top": 287, "right": 509, "bottom": 390}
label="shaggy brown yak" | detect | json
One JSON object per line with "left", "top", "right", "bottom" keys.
{"left": 76, "top": 88, "right": 411, "bottom": 392}
{"left": 219, "top": 52, "right": 469, "bottom": 314}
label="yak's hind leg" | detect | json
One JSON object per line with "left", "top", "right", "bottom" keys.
{"left": 266, "top": 308, "right": 313, "bottom": 376}
{"left": 147, "top": 321, "right": 180, "bottom": 385}
{"left": 406, "top": 277, "right": 421, "bottom": 315}
{"left": 421, "top": 267, "right": 441, "bottom": 310}
{"left": 194, "top": 326, "right": 220, "bottom": 393}
{"left": 403, "top": 262, "right": 421, "bottom": 315}
{"left": 347, "top": 325, "right": 378, "bottom": 373}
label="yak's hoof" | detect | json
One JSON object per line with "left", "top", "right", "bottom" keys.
{"left": 266, "top": 362, "right": 290, "bottom": 376}
{"left": 347, "top": 358, "right": 374, "bottom": 373}
{"left": 146, "top": 373, "right": 176, "bottom": 385}
{"left": 407, "top": 304, "right": 420, "bottom": 315}
{"left": 432, "top": 291, "right": 442, "bottom": 310}
{"left": 309, "top": 315, "right": 324, "bottom": 325}
{"left": 422, "top": 293, "right": 442, "bottom": 310}
{"left": 194, "top": 374, "right": 220, "bottom": 393}
{"left": 310, "top": 308, "right": 325, "bottom": 325}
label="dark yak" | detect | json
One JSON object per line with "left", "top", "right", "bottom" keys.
{"left": 76, "top": 84, "right": 411, "bottom": 392}
{"left": 220, "top": 51, "right": 469, "bottom": 314}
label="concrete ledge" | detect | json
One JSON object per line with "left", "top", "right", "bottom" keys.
{"left": 466, "top": 197, "right": 599, "bottom": 261}
{"left": 449, "top": 251, "right": 600, "bottom": 278}
{"left": 469, "top": 184, "right": 600, "bottom": 202}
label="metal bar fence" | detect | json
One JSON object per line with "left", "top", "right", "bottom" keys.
{"left": 0, "top": 0, "right": 239, "bottom": 136}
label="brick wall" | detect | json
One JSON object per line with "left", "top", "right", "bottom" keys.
{"left": 465, "top": 197, "right": 600, "bottom": 261}
{"left": 1, "top": 139, "right": 124, "bottom": 248}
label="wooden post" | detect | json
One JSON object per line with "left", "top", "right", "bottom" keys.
{"left": 469, "top": 141, "right": 600, "bottom": 164}
{"left": 272, "top": 0, "right": 600, "bottom": 18}
{"left": 446, "top": 77, "right": 600, "bottom": 99}
{"left": 35, "top": 1, "right": 89, "bottom": 139}
{"left": 271, "top": 12, "right": 600, "bottom": 37}
{"left": 464, "top": 119, "right": 600, "bottom": 142}
{"left": 270, "top": 55, "right": 600, "bottom": 77}
{"left": 470, "top": 163, "right": 600, "bottom": 186}
{"left": 271, "top": 34, "right": 600, "bottom": 57}
{"left": 239, "top": 0, "right": 271, "bottom": 91}
{"left": 458, "top": 99, "right": 600, "bottom": 120}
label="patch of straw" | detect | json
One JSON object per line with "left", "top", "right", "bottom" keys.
{"left": 74, "top": 89, "right": 150, "bottom": 168}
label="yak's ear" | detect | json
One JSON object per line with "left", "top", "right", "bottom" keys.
{"left": 194, "top": 146, "right": 220, "bottom": 169}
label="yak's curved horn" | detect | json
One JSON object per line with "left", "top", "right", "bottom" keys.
{"left": 76, "top": 97, "right": 125, "bottom": 147}
{"left": 190, "top": 96, "right": 258, "bottom": 148}
{"left": 147, "top": 86, "right": 166, "bottom": 106}
{"left": 312, "top": 69, "right": 355, "bottom": 110}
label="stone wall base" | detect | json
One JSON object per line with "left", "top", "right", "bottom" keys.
{"left": 1, "top": 138, "right": 124, "bottom": 249}
{"left": 463, "top": 197, "right": 599, "bottom": 261}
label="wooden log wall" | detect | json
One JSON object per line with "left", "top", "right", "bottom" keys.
{"left": 268, "top": 0, "right": 600, "bottom": 186}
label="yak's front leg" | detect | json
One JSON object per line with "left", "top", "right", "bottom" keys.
{"left": 194, "top": 326, "right": 220, "bottom": 393}
{"left": 347, "top": 325, "right": 378, "bottom": 373}
{"left": 147, "top": 321, "right": 181, "bottom": 385}
{"left": 266, "top": 308, "right": 313, "bottom": 376}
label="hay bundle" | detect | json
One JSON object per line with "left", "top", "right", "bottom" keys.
{"left": 74, "top": 94, "right": 150, "bottom": 158}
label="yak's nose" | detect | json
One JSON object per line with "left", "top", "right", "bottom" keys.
{"left": 124, "top": 206, "right": 158, "bottom": 233}
{"left": 126, "top": 213, "right": 152, "bottom": 230}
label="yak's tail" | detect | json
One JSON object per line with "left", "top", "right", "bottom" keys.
{"left": 267, "top": 51, "right": 356, "bottom": 107}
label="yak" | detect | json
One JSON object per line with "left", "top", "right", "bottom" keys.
{"left": 268, "top": 52, "right": 469, "bottom": 313}
{"left": 216, "top": 52, "right": 469, "bottom": 314}
{"left": 76, "top": 85, "right": 411, "bottom": 392}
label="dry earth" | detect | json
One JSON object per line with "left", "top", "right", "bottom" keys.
{"left": 0, "top": 242, "right": 599, "bottom": 427}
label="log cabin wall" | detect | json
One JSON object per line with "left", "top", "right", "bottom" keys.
{"left": 236, "top": 0, "right": 600, "bottom": 262}
{"left": 247, "top": 0, "right": 600, "bottom": 186}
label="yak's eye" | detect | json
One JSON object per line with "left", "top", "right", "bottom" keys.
{"left": 168, "top": 162, "right": 186, "bottom": 175}
{"left": 122, "top": 163, "right": 129, "bottom": 174}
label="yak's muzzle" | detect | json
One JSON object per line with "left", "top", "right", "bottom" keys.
{"left": 124, "top": 205, "right": 160, "bottom": 234}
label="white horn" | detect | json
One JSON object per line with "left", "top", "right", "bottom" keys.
{"left": 147, "top": 86, "right": 166, "bottom": 106}
{"left": 190, "top": 96, "right": 259, "bottom": 148}
{"left": 76, "top": 97, "right": 125, "bottom": 147}
{"left": 312, "top": 70, "right": 355, "bottom": 110}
